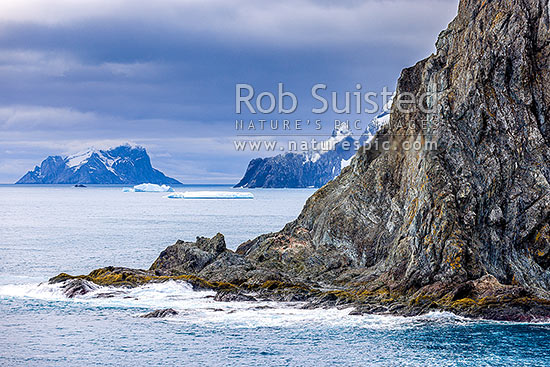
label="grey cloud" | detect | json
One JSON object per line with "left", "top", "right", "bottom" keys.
{"left": 0, "top": 0, "right": 458, "bottom": 49}
{"left": 0, "top": 0, "right": 460, "bottom": 183}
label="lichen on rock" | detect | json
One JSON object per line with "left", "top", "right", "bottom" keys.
{"left": 50, "top": 0, "right": 550, "bottom": 321}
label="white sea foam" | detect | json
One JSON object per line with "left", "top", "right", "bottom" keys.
{"left": 166, "top": 191, "right": 254, "bottom": 199}
{"left": 0, "top": 280, "right": 208, "bottom": 308}
{"left": 0, "top": 280, "right": 478, "bottom": 329}
{"left": 0, "top": 282, "right": 68, "bottom": 301}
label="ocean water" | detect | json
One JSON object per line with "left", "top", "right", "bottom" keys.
{"left": 1, "top": 185, "right": 549, "bottom": 366}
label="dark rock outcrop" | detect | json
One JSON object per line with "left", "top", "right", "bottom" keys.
{"left": 214, "top": 291, "right": 257, "bottom": 302}
{"left": 141, "top": 308, "right": 178, "bottom": 318}
{"left": 149, "top": 234, "right": 228, "bottom": 275}
{"left": 17, "top": 144, "right": 180, "bottom": 185}
{"left": 50, "top": 0, "right": 550, "bottom": 321}
{"left": 59, "top": 279, "right": 99, "bottom": 298}
{"left": 233, "top": 0, "right": 550, "bottom": 319}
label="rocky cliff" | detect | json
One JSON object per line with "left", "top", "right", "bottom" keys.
{"left": 17, "top": 144, "right": 180, "bottom": 185}
{"left": 50, "top": 0, "right": 550, "bottom": 321}
{"left": 233, "top": 0, "right": 550, "bottom": 317}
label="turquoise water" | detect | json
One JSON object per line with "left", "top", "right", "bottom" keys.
{"left": 1, "top": 185, "right": 549, "bottom": 366}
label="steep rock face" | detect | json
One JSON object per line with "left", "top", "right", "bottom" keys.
{"left": 49, "top": 0, "right": 550, "bottom": 320}
{"left": 17, "top": 144, "right": 180, "bottom": 185}
{"left": 238, "top": 0, "right": 550, "bottom": 299}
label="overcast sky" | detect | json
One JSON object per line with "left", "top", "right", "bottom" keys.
{"left": 0, "top": 0, "right": 459, "bottom": 184}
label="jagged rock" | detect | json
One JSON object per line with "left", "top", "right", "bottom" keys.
{"left": 234, "top": 0, "right": 550, "bottom": 319}
{"left": 214, "top": 291, "right": 257, "bottom": 302}
{"left": 49, "top": 0, "right": 550, "bottom": 321}
{"left": 149, "top": 233, "right": 227, "bottom": 275}
{"left": 141, "top": 308, "right": 178, "bottom": 318}
{"left": 197, "top": 251, "right": 254, "bottom": 284}
{"left": 60, "top": 279, "right": 99, "bottom": 298}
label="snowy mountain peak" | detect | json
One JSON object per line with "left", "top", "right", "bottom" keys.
{"left": 358, "top": 94, "right": 395, "bottom": 146}
{"left": 65, "top": 144, "right": 145, "bottom": 169}
{"left": 16, "top": 144, "right": 180, "bottom": 185}
{"left": 307, "top": 122, "right": 354, "bottom": 163}
{"left": 234, "top": 90, "right": 397, "bottom": 189}
{"left": 331, "top": 121, "right": 352, "bottom": 138}
{"left": 236, "top": 126, "right": 357, "bottom": 188}
{"left": 372, "top": 93, "right": 395, "bottom": 129}
{"left": 66, "top": 148, "right": 98, "bottom": 168}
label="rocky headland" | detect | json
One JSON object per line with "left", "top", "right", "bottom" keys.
{"left": 51, "top": 0, "right": 550, "bottom": 321}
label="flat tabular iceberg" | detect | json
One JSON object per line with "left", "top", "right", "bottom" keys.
{"left": 123, "top": 183, "right": 174, "bottom": 193}
{"left": 166, "top": 191, "right": 254, "bottom": 199}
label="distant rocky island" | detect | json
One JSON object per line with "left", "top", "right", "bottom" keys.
{"left": 235, "top": 104, "right": 391, "bottom": 189}
{"left": 235, "top": 126, "right": 356, "bottom": 189}
{"left": 51, "top": 0, "right": 550, "bottom": 321}
{"left": 16, "top": 144, "right": 180, "bottom": 185}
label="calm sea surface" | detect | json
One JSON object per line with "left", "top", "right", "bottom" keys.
{"left": 0, "top": 185, "right": 549, "bottom": 366}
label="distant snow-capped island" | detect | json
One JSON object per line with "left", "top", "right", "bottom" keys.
{"left": 234, "top": 97, "right": 393, "bottom": 189}
{"left": 16, "top": 144, "right": 181, "bottom": 185}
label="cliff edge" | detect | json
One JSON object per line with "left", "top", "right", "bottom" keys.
{"left": 50, "top": 0, "right": 550, "bottom": 321}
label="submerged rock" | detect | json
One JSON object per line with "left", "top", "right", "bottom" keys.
{"left": 214, "top": 291, "right": 257, "bottom": 302}
{"left": 141, "top": 308, "right": 178, "bottom": 318}
{"left": 60, "top": 279, "right": 99, "bottom": 298}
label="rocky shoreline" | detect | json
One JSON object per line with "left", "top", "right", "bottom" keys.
{"left": 50, "top": 0, "right": 550, "bottom": 322}
{"left": 50, "top": 234, "right": 550, "bottom": 322}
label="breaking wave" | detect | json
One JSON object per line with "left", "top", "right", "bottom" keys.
{"left": 0, "top": 280, "right": 480, "bottom": 329}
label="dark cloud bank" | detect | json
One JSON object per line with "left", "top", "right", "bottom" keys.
{"left": 0, "top": 0, "right": 458, "bottom": 183}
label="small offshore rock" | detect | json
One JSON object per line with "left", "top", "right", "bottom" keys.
{"left": 214, "top": 290, "right": 257, "bottom": 302}
{"left": 141, "top": 308, "right": 178, "bottom": 318}
{"left": 60, "top": 279, "right": 99, "bottom": 298}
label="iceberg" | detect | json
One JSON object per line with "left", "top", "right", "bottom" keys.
{"left": 123, "top": 183, "right": 174, "bottom": 193}
{"left": 135, "top": 184, "right": 174, "bottom": 192}
{"left": 166, "top": 191, "right": 254, "bottom": 199}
